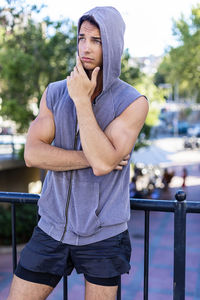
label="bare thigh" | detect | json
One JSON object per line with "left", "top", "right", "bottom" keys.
{"left": 85, "top": 279, "right": 118, "bottom": 300}
{"left": 7, "top": 275, "right": 53, "bottom": 300}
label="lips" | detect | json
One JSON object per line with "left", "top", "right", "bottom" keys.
{"left": 81, "top": 57, "right": 93, "bottom": 62}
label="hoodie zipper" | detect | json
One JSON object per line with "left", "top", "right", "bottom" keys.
{"left": 60, "top": 118, "right": 78, "bottom": 242}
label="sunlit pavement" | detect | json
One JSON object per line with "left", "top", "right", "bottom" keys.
{"left": 0, "top": 137, "right": 200, "bottom": 299}
{"left": 132, "top": 137, "right": 200, "bottom": 167}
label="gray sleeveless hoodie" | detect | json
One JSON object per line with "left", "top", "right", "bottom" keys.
{"left": 38, "top": 6, "right": 143, "bottom": 245}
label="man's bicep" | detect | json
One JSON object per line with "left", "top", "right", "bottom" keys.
{"left": 104, "top": 97, "right": 149, "bottom": 160}
{"left": 104, "top": 118, "right": 137, "bottom": 160}
{"left": 26, "top": 89, "right": 55, "bottom": 145}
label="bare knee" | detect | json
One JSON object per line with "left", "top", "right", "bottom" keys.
{"left": 85, "top": 279, "right": 118, "bottom": 300}
{"left": 7, "top": 275, "right": 53, "bottom": 300}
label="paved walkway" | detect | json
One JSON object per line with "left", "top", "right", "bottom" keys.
{"left": 132, "top": 137, "right": 200, "bottom": 167}
{"left": 0, "top": 163, "right": 200, "bottom": 299}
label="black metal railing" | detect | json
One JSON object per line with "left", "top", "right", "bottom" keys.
{"left": 0, "top": 190, "right": 200, "bottom": 300}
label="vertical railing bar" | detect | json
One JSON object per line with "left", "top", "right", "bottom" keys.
{"left": 36, "top": 204, "right": 40, "bottom": 223}
{"left": 36, "top": 209, "right": 39, "bottom": 223}
{"left": 11, "top": 203, "right": 17, "bottom": 273}
{"left": 173, "top": 191, "right": 186, "bottom": 300}
{"left": 63, "top": 275, "right": 68, "bottom": 300}
{"left": 144, "top": 210, "right": 150, "bottom": 300}
{"left": 117, "top": 275, "right": 121, "bottom": 300}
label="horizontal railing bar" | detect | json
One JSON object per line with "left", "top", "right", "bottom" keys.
{"left": 186, "top": 202, "right": 200, "bottom": 213}
{"left": 130, "top": 198, "right": 176, "bottom": 212}
{"left": 131, "top": 199, "right": 200, "bottom": 213}
{"left": 0, "top": 192, "right": 200, "bottom": 213}
{"left": 0, "top": 191, "right": 39, "bottom": 204}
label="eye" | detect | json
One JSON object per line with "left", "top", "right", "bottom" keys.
{"left": 94, "top": 39, "right": 102, "bottom": 44}
{"left": 78, "top": 37, "right": 85, "bottom": 42}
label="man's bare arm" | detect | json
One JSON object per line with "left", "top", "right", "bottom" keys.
{"left": 24, "top": 89, "right": 90, "bottom": 171}
{"left": 75, "top": 96, "right": 149, "bottom": 176}
{"left": 67, "top": 57, "right": 149, "bottom": 176}
{"left": 24, "top": 89, "right": 129, "bottom": 171}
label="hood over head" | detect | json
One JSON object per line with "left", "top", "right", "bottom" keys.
{"left": 78, "top": 6, "right": 125, "bottom": 92}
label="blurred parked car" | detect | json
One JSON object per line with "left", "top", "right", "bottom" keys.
{"left": 184, "top": 136, "right": 200, "bottom": 150}
{"left": 187, "top": 124, "right": 200, "bottom": 137}
{"left": 169, "top": 121, "right": 189, "bottom": 135}
{"left": 177, "top": 121, "right": 189, "bottom": 134}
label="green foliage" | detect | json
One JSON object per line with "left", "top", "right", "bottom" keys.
{"left": 120, "top": 51, "right": 166, "bottom": 146}
{"left": 154, "top": 55, "right": 172, "bottom": 86}
{"left": 120, "top": 49, "right": 142, "bottom": 84}
{"left": 17, "top": 144, "right": 24, "bottom": 160}
{"left": 0, "top": 1, "right": 77, "bottom": 132}
{"left": 154, "top": 3, "right": 200, "bottom": 102}
{"left": 135, "top": 75, "right": 166, "bottom": 127}
{"left": 132, "top": 75, "right": 166, "bottom": 150}
{"left": 0, "top": 205, "right": 11, "bottom": 245}
{"left": 0, "top": 204, "right": 37, "bottom": 245}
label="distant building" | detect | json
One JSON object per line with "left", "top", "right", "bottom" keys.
{"left": 130, "top": 55, "right": 163, "bottom": 75}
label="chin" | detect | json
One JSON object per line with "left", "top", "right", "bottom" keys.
{"left": 82, "top": 63, "right": 95, "bottom": 70}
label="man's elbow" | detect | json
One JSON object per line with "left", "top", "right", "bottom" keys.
{"left": 92, "top": 163, "right": 114, "bottom": 176}
{"left": 24, "top": 156, "right": 33, "bottom": 168}
{"left": 24, "top": 148, "right": 34, "bottom": 168}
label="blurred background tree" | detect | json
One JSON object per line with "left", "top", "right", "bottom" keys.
{"left": 0, "top": 0, "right": 77, "bottom": 132}
{"left": 119, "top": 50, "right": 166, "bottom": 148}
{"left": 154, "top": 3, "right": 200, "bottom": 103}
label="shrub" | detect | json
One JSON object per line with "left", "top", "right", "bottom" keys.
{"left": 0, "top": 203, "right": 37, "bottom": 245}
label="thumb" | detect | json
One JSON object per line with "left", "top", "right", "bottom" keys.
{"left": 91, "top": 67, "right": 100, "bottom": 85}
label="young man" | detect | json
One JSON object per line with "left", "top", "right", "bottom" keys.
{"left": 7, "top": 6, "right": 148, "bottom": 300}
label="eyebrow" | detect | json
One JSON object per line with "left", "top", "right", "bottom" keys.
{"left": 78, "top": 33, "right": 101, "bottom": 40}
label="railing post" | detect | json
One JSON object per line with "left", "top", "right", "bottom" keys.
{"left": 173, "top": 190, "right": 186, "bottom": 300}
{"left": 63, "top": 275, "right": 68, "bottom": 300}
{"left": 117, "top": 276, "right": 121, "bottom": 300}
{"left": 144, "top": 211, "right": 150, "bottom": 300}
{"left": 11, "top": 203, "right": 17, "bottom": 273}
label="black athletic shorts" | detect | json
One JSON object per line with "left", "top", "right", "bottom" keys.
{"left": 15, "top": 226, "right": 131, "bottom": 287}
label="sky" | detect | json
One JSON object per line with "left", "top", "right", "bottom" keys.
{"left": 5, "top": 0, "right": 200, "bottom": 57}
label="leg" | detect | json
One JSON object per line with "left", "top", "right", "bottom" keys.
{"left": 85, "top": 279, "right": 118, "bottom": 300}
{"left": 7, "top": 275, "right": 53, "bottom": 300}
{"left": 8, "top": 226, "right": 70, "bottom": 299}
{"left": 72, "top": 230, "right": 131, "bottom": 299}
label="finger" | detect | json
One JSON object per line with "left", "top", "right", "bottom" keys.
{"left": 91, "top": 67, "right": 100, "bottom": 86}
{"left": 115, "top": 165, "right": 123, "bottom": 170}
{"left": 118, "top": 160, "right": 128, "bottom": 166}
{"left": 73, "top": 66, "right": 79, "bottom": 75}
{"left": 70, "top": 71, "right": 75, "bottom": 78}
{"left": 124, "top": 154, "right": 130, "bottom": 160}
{"left": 66, "top": 76, "right": 70, "bottom": 86}
{"left": 76, "top": 55, "right": 85, "bottom": 74}
{"left": 120, "top": 156, "right": 130, "bottom": 163}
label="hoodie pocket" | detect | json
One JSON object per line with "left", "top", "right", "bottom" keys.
{"left": 69, "top": 180, "right": 101, "bottom": 237}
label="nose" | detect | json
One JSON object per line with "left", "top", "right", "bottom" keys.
{"left": 83, "top": 40, "right": 91, "bottom": 53}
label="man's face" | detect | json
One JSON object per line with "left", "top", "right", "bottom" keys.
{"left": 78, "top": 21, "right": 103, "bottom": 71}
